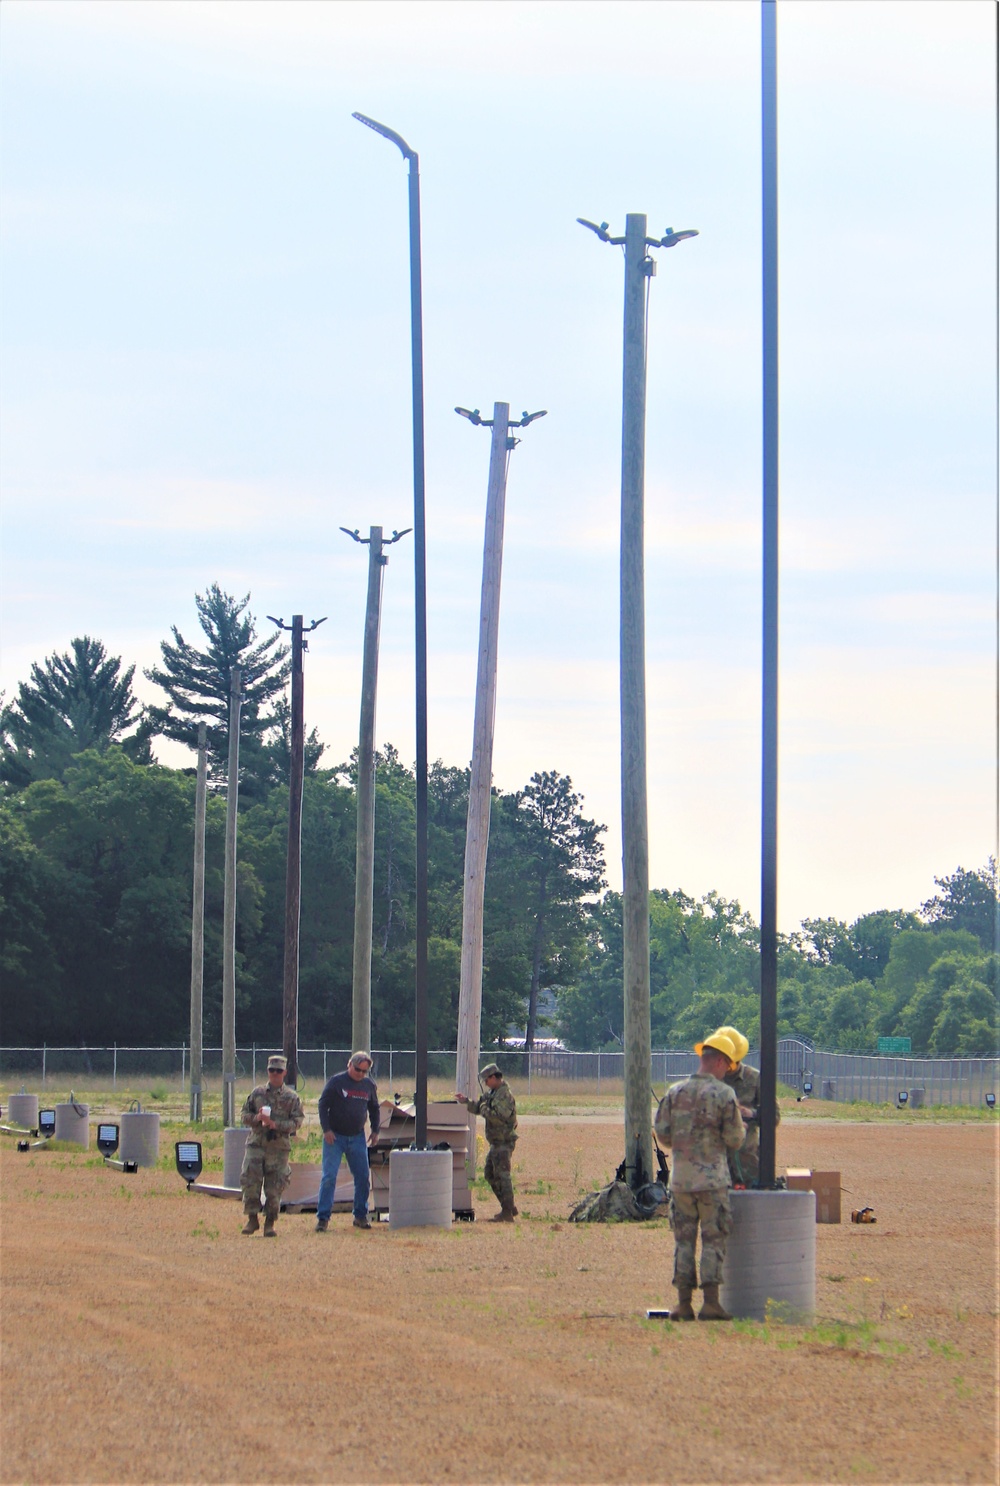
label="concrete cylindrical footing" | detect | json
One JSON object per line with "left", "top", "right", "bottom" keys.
{"left": 908, "top": 1087, "right": 925, "bottom": 1109}
{"left": 54, "top": 1102, "right": 90, "bottom": 1147}
{"left": 388, "top": 1148, "right": 452, "bottom": 1229}
{"left": 8, "top": 1093, "right": 39, "bottom": 1129}
{"left": 120, "top": 1110, "right": 160, "bottom": 1167}
{"left": 223, "top": 1126, "right": 251, "bottom": 1189}
{"left": 721, "top": 1189, "right": 816, "bottom": 1322}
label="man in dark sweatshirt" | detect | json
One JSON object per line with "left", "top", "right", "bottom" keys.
{"left": 315, "top": 1051, "right": 381, "bottom": 1231}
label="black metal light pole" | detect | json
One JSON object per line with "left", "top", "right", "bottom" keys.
{"left": 758, "top": 0, "right": 779, "bottom": 1189}
{"left": 353, "top": 112, "right": 430, "bottom": 1148}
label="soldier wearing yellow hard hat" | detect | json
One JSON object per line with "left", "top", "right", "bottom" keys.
{"left": 709, "top": 1025, "right": 780, "bottom": 1187}
{"left": 653, "top": 1031, "right": 746, "bottom": 1321}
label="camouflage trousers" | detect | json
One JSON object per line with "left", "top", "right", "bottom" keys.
{"left": 728, "top": 1143, "right": 759, "bottom": 1186}
{"left": 240, "top": 1143, "right": 291, "bottom": 1214}
{"left": 668, "top": 1189, "right": 733, "bottom": 1288}
{"left": 484, "top": 1142, "right": 516, "bottom": 1210}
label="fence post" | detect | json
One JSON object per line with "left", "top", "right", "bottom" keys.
{"left": 389, "top": 1047, "right": 393, "bottom": 1086}
{"left": 252, "top": 1043, "right": 257, "bottom": 1086}
{"left": 182, "top": 1043, "right": 187, "bottom": 1091}
{"left": 42, "top": 1043, "right": 46, "bottom": 1086}
{"left": 323, "top": 1046, "right": 327, "bottom": 1084}
{"left": 113, "top": 1043, "right": 117, "bottom": 1092}
{"left": 527, "top": 1049, "right": 532, "bottom": 1095}
{"left": 597, "top": 1052, "right": 601, "bottom": 1095}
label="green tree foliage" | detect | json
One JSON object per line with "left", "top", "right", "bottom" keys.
{"left": 0, "top": 637, "right": 153, "bottom": 791}
{"left": 921, "top": 861, "right": 999, "bottom": 951}
{"left": 145, "top": 585, "right": 292, "bottom": 793}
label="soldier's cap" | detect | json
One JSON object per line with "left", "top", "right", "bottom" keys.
{"left": 348, "top": 1050, "right": 373, "bottom": 1069}
{"left": 479, "top": 1062, "right": 503, "bottom": 1080}
{"left": 267, "top": 1055, "right": 287, "bottom": 1072}
{"left": 714, "top": 1025, "right": 750, "bottom": 1063}
{"left": 694, "top": 1032, "right": 738, "bottom": 1065}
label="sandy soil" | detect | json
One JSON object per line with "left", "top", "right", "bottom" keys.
{"left": 1, "top": 1116, "right": 997, "bottom": 1485}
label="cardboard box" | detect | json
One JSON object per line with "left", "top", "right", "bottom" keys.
{"left": 783, "top": 1167, "right": 841, "bottom": 1223}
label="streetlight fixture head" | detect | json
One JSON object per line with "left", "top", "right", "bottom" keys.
{"left": 454, "top": 407, "right": 483, "bottom": 425}
{"left": 352, "top": 111, "right": 415, "bottom": 161}
{"left": 659, "top": 228, "right": 699, "bottom": 248}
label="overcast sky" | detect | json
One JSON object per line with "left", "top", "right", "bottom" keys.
{"left": 1, "top": 0, "right": 995, "bottom": 931}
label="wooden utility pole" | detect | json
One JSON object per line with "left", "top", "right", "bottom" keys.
{"left": 268, "top": 613, "right": 327, "bottom": 1088}
{"left": 454, "top": 403, "right": 545, "bottom": 1174}
{"left": 284, "top": 615, "right": 305, "bottom": 1086}
{"left": 222, "top": 666, "right": 241, "bottom": 1128}
{"left": 578, "top": 211, "right": 697, "bottom": 1191}
{"left": 188, "top": 723, "right": 207, "bottom": 1122}
{"left": 342, "top": 527, "right": 408, "bottom": 1055}
{"left": 620, "top": 213, "right": 654, "bottom": 1193}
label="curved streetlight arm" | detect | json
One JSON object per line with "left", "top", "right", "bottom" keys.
{"left": 352, "top": 111, "right": 417, "bottom": 163}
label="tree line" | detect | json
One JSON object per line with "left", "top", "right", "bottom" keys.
{"left": 1, "top": 587, "right": 997, "bottom": 1058}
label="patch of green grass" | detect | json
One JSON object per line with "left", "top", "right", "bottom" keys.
{"left": 190, "top": 1218, "right": 219, "bottom": 1240}
{"left": 147, "top": 1083, "right": 169, "bottom": 1102}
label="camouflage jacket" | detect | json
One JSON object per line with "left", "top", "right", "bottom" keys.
{"left": 723, "top": 1062, "right": 780, "bottom": 1154}
{"left": 654, "top": 1073, "right": 744, "bottom": 1191}
{"left": 241, "top": 1083, "right": 304, "bottom": 1151}
{"left": 466, "top": 1081, "right": 518, "bottom": 1146}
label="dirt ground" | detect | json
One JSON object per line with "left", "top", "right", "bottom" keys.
{"left": 1, "top": 1113, "right": 997, "bottom": 1485}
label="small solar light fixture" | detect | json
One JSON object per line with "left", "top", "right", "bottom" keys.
{"left": 897, "top": 1090, "right": 908, "bottom": 1107}
{"left": 38, "top": 1109, "right": 56, "bottom": 1138}
{"left": 175, "top": 1141, "right": 203, "bottom": 1187}
{"left": 97, "top": 1123, "right": 120, "bottom": 1157}
{"left": 986, "top": 1092, "right": 996, "bottom": 1109}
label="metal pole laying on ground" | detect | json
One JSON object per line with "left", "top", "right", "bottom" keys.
{"left": 352, "top": 111, "right": 430, "bottom": 1147}
{"left": 189, "top": 723, "right": 207, "bottom": 1121}
{"left": 455, "top": 403, "right": 545, "bottom": 1175}
{"left": 222, "top": 666, "right": 241, "bottom": 1127}
{"left": 758, "top": 0, "right": 779, "bottom": 1189}
{"left": 342, "top": 527, "right": 409, "bottom": 1055}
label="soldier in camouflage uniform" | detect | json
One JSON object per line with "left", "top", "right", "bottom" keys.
{"left": 456, "top": 1062, "right": 518, "bottom": 1222}
{"left": 715, "top": 1026, "right": 780, "bottom": 1187}
{"left": 239, "top": 1054, "right": 304, "bottom": 1237}
{"left": 654, "top": 1032, "right": 746, "bottom": 1320}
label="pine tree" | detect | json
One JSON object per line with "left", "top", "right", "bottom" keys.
{"left": 0, "top": 636, "right": 153, "bottom": 791}
{"left": 145, "top": 585, "right": 290, "bottom": 789}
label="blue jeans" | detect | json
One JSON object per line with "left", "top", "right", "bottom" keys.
{"left": 317, "top": 1132, "right": 370, "bottom": 1221}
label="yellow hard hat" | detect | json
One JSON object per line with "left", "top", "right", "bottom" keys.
{"left": 715, "top": 1025, "right": 750, "bottom": 1063}
{"left": 694, "top": 1031, "right": 738, "bottom": 1064}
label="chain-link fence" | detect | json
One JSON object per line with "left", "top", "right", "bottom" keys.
{"left": 1, "top": 1041, "right": 996, "bottom": 1105}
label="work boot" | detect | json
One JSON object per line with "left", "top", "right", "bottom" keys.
{"left": 263, "top": 1202, "right": 279, "bottom": 1238}
{"left": 241, "top": 1212, "right": 260, "bottom": 1235}
{"left": 314, "top": 1218, "right": 329, "bottom": 1233}
{"left": 353, "top": 1215, "right": 372, "bottom": 1230}
{"left": 489, "top": 1207, "right": 516, "bottom": 1223}
{"left": 669, "top": 1285, "right": 696, "bottom": 1322}
{"left": 698, "top": 1284, "right": 732, "bottom": 1321}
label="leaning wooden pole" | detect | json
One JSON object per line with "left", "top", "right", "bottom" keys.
{"left": 282, "top": 617, "right": 305, "bottom": 1087}
{"left": 620, "top": 213, "right": 653, "bottom": 1193}
{"left": 457, "top": 404, "right": 511, "bottom": 1167}
{"left": 188, "top": 722, "right": 207, "bottom": 1122}
{"left": 353, "top": 529, "right": 386, "bottom": 1054}
{"left": 222, "top": 665, "right": 241, "bottom": 1127}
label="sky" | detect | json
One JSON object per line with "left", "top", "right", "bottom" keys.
{"left": 1, "top": 0, "right": 995, "bottom": 933}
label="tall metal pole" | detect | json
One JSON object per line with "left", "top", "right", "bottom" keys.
{"left": 283, "top": 616, "right": 305, "bottom": 1086}
{"left": 759, "top": 0, "right": 780, "bottom": 1188}
{"left": 222, "top": 665, "right": 242, "bottom": 1128}
{"left": 188, "top": 722, "right": 207, "bottom": 1122}
{"left": 620, "top": 213, "right": 653, "bottom": 1193}
{"left": 352, "top": 110, "right": 429, "bottom": 1148}
{"left": 354, "top": 529, "right": 386, "bottom": 1054}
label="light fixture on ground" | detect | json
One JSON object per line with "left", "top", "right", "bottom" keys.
{"left": 98, "top": 1123, "right": 138, "bottom": 1173}
{"left": 175, "top": 1141, "right": 204, "bottom": 1187}
{"left": 897, "top": 1090, "right": 909, "bottom": 1106}
{"left": 986, "top": 1093, "right": 996, "bottom": 1108}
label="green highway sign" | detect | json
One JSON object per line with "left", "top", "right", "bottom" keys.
{"left": 877, "top": 1036, "right": 911, "bottom": 1054}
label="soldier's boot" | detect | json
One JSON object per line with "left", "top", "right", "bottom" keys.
{"left": 241, "top": 1211, "right": 260, "bottom": 1235}
{"left": 698, "top": 1284, "right": 732, "bottom": 1321}
{"left": 669, "top": 1284, "right": 696, "bottom": 1321}
{"left": 489, "top": 1205, "right": 516, "bottom": 1223}
{"left": 262, "top": 1201, "right": 279, "bottom": 1238}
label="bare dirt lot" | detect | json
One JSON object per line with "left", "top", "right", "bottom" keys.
{"left": 2, "top": 1112, "right": 997, "bottom": 1485}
